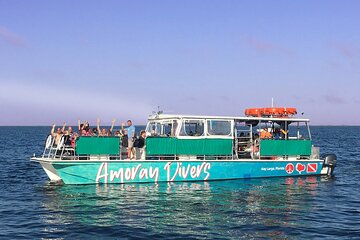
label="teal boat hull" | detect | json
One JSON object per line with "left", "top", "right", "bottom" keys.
{"left": 45, "top": 159, "right": 325, "bottom": 184}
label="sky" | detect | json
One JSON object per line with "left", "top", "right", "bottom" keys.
{"left": 0, "top": 0, "right": 360, "bottom": 126}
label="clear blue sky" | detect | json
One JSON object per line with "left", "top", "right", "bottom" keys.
{"left": 1, "top": 0, "right": 359, "bottom": 125}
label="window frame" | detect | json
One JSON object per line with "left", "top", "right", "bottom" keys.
{"left": 178, "top": 118, "right": 206, "bottom": 138}
{"left": 206, "top": 119, "right": 233, "bottom": 137}
{"left": 146, "top": 120, "right": 178, "bottom": 136}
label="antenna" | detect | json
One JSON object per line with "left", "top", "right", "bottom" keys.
{"left": 271, "top": 97, "right": 274, "bottom": 107}
{"left": 152, "top": 106, "right": 163, "bottom": 117}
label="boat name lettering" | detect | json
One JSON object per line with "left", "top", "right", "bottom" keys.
{"left": 95, "top": 162, "right": 211, "bottom": 183}
{"left": 164, "top": 162, "right": 211, "bottom": 181}
{"left": 96, "top": 163, "right": 159, "bottom": 183}
{"left": 261, "top": 167, "right": 285, "bottom": 171}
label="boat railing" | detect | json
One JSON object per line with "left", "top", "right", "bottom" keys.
{"left": 41, "top": 135, "right": 127, "bottom": 160}
{"left": 145, "top": 154, "right": 233, "bottom": 161}
{"left": 235, "top": 129, "right": 253, "bottom": 159}
{"left": 43, "top": 134, "right": 55, "bottom": 158}
{"left": 40, "top": 135, "right": 315, "bottom": 161}
{"left": 311, "top": 146, "right": 320, "bottom": 159}
{"left": 42, "top": 135, "right": 233, "bottom": 161}
{"left": 258, "top": 139, "right": 312, "bottom": 160}
{"left": 42, "top": 135, "right": 72, "bottom": 159}
{"left": 42, "top": 135, "right": 75, "bottom": 160}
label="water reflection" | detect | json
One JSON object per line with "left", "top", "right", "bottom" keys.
{"left": 40, "top": 176, "right": 332, "bottom": 239}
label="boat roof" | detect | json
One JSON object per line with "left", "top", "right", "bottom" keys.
{"left": 148, "top": 113, "right": 310, "bottom": 122}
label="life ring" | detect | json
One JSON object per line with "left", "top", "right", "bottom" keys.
{"left": 245, "top": 108, "right": 261, "bottom": 117}
{"left": 264, "top": 108, "right": 285, "bottom": 116}
{"left": 245, "top": 107, "right": 297, "bottom": 117}
{"left": 45, "top": 134, "right": 53, "bottom": 149}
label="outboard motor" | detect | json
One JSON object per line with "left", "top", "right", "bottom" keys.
{"left": 321, "top": 153, "right": 337, "bottom": 176}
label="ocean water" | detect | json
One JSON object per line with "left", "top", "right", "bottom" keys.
{"left": 0, "top": 126, "right": 359, "bottom": 239}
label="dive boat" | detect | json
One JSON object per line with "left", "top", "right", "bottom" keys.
{"left": 31, "top": 107, "right": 337, "bottom": 184}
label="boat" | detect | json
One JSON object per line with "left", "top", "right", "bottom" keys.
{"left": 31, "top": 107, "right": 337, "bottom": 184}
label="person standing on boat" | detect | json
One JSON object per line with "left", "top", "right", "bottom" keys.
{"left": 62, "top": 124, "right": 78, "bottom": 148}
{"left": 97, "top": 118, "right": 116, "bottom": 136}
{"left": 78, "top": 120, "right": 92, "bottom": 136}
{"left": 134, "top": 130, "right": 146, "bottom": 160}
{"left": 122, "top": 120, "right": 135, "bottom": 159}
{"left": 51, "top": 122, "right": 66, "bottom": 146}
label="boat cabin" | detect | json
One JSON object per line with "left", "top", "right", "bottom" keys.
{"left": 145, "top": 112, "right": 315, "bottom": 160}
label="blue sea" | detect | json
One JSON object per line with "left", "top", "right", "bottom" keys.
{"left": 0, "top": 126, "right": 359, "bottom": 239}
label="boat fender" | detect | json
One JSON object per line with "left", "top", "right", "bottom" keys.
{"left": 252, "top": 139, "right": 259, "bottom": 152}
{"left": 45, "top": 134, "right": 53, "bottom": 149}
{"left": 57, "top": 136, "right": 65, "bottom": 150}
{"left": 321, "top": 153, "right": 337, "bottom": 167}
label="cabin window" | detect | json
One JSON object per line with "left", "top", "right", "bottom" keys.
{"left": 179, "top": 120, "right": 205, "bottom": 136}
{"left": 146, "top": 121, "right": 178, "bottom": 136}
{"left": 162, "top": 123, "right": 172, "bottom": 136}
{"left": 146, "top": 122, "right": 162, "bottom": 136}
{"left": 288, "top": 122, "right": 310, "bottom": 140}
{"left": 207, "top": 120, "right": 232, "bottom": 136}
{"left": 162, "top": 120, "right": 178, "bottom": 136}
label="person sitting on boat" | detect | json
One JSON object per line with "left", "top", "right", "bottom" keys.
{"left": 51, "top": 122, "right": 66, "bottom": 146}
{"left": 97, "top": 118, "right": 115, "bottom": 136}
{"left": 260, "top": 128, "right": 272, "bottom": 139}
{"left": 122, "top": 120, "right": 135, "bottom": 159}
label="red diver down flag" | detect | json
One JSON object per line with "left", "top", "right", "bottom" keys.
{"left": 307, "top": 163, "right": 318, "bottom": 173}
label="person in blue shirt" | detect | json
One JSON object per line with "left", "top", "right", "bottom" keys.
{"left": 122, "top": 120, "right": 135, "bottom": 159}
